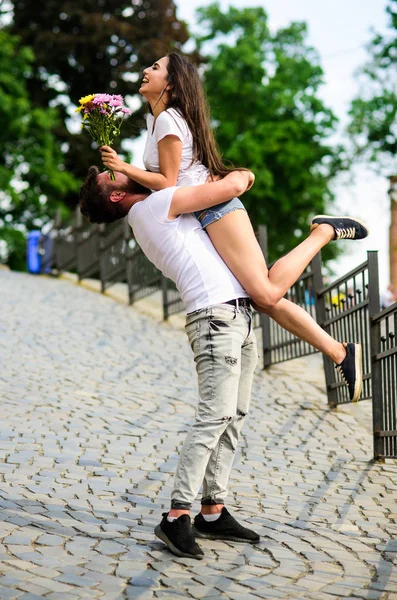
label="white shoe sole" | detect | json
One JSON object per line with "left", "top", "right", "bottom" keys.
{"left": 352, "top": 343, "right": 363, "bottom": 402}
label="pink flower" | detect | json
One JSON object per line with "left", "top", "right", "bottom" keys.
{"left": 93, "top": 93, "right": 112, "bottom": 105}
{"left": 109, "top": 95, "right": 124, "bottom": 107}
{"left": 121, "top": 107, "right": 131, "bottom": 114}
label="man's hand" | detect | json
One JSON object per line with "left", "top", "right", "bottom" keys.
{"left": 100, "top": 146, "right": 126, "bottom": 174}
{"left": 228, "top": 170, "right": 255, "bottom": 195}
{"left": 206, "top": 171, "right": 255, "bottom": 192}
{"left": 246, "top": 171, "right": 255, "bottom": 192}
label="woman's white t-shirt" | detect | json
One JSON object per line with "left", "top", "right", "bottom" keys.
{"left": 143, "top": 108, "right": 209, "bottom": 188}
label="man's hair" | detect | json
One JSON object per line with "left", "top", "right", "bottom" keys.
{"left": 79, "top": 166, "right": 148, "bottom": 224}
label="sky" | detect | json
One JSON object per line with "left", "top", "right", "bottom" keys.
{"left": 129, "top": 0, "right": 392, "bottom": 290}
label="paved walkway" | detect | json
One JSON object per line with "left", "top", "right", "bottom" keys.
{"left": 0, "top": 269, "right": 396, "bottom": 600}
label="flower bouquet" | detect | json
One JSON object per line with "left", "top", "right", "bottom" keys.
{"left": 76, "top": 94, "right": 131, "bottom": 180}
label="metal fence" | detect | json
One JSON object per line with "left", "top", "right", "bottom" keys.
{"left": 40, "top": 211, "right": 397, "bottom": 460}
{"left": 315, "top": 254, "right": 374, "bottom": 407}
{"left": 369, "top": 257, "right": 397, "bottom": 460}
{"left": 262, "top": 256, "right": 319, "bottom": 368}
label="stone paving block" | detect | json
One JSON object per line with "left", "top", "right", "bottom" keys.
{"left": 28, "top": 576, "right": 75, "bottom": 594}
{"left": 95, "top": 540, "right": 129, "bottom": 556}
{"left": 321, "top": 583, "right": 361, "bottom": 596}
{"left": 124, "top": 586, "right": 156, "bottom": 599}
{"left": 247, "top": 588, "right": 293, "bottom": 599}
{"left": 15, "top": 594, "right": 47, "bottom": 600}
{"left": 45, "top": 594, "right": 80, "bottom": 600}
{"left": 54, "top": 574, "right": 97, "bottom": 588}
{"left": 225, "top": 593, "right": 266, "bottom": 600}
{"left": 153, "top": 591, "right": 190, "bottom": 599}
{"left": 0, "top": 586, "right": 23, "bottom": 599}
{"left": 35, "top": 534, "right": 66, "bottom": 547}
{"left": 13, "top": 580, "right": 51, "bottom": 596}
{"left": 84, "top": 561, "right": 116, "bottom": 575}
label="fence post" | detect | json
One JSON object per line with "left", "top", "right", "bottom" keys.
{"left": 367, "top": 251, "right": 383, "bottom": 460}
{"left": 99, "top": 224, "right": 106, "bottom": 293}
{"left": 75, "top": 206, "right": 84, "bottom": 281}
{"left": 53, "top": 208, "right": 62, "bottom": 273}
{"left": 257, "top": 225, "right": 272, "bottom": 368}
{"left": 162, "top": 276, "right": 169, "bottom": 321}
{"left": 55, "top": 208, "right": 62, "bottom": 229}
{"left": 312, "top": 251, "right": 336, "bottom": 407}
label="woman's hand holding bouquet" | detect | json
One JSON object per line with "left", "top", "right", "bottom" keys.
{"left": 76, "top": 93, "right": 131, "bottom": 180}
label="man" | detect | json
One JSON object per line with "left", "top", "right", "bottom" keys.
{"left": 79, "top": 166, "right": 366, "bottom": 559}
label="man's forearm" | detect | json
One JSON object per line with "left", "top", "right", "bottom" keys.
{"left": 170, "top": 172, "right": 249, "bottom": 218}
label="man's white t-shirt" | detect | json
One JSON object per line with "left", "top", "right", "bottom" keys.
{"left": 127, "top": 188, "right": 248, "bottom": 314}
{"left": 143, "top": 108, "right": 209, "bottom": 188}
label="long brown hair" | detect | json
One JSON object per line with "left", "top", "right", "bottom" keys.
{"left": 165, "top": 52, "right": 237, "bottom": 178}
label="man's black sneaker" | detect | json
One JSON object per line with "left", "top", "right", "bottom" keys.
{"left": 335, "top": 342, "right": 363, "bottom": 402}
{"left": 154, "top": 513, "right": 204, "bottom": 560}
{"left": 310, "top": 215, "right": 369, "bottom": 240}
{"left": 193, "top": 507, "right": 260, "bottom": 544}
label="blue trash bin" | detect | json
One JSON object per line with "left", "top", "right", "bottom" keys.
{"left": 40, "top": 233, "right": 54, "bottom": 274}
{"left": 27, "top": 231, "right": 42, "bottom": 274}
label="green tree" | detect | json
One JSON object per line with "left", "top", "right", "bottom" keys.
{"left": 3, "top": 0, "right": 191, "bottom": 206}
{"left": 0, "top": 30, "right": 77, "bottom": 269}
{"left": 194, "top": 4, "right": 343, "bottom": 262}
{"left": 348, "top": 0, "right": 397, "bottom": 167}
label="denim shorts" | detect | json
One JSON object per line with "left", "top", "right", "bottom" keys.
{"left": 194, "top": 197, "right": 246, "bottom": 228}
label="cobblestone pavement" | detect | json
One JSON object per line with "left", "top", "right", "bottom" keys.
{"left": 1, "top": 269, "right": 397, "bottom": 600}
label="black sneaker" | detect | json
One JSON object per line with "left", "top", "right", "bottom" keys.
{"left": 335, "top": 342, "right": 363, "bottom": 402}
{"left": 154, "top": 513, "right": 204, "bottom": 560}
{"left": 310, "top": 215, "right": 369, "bottom": 240}
{"left": 193, "top": 507, "right": 260, "bottom": 544}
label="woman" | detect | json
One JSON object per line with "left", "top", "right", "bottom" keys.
{"left": 100, "top": 53, "right": 368, "bottom": 400}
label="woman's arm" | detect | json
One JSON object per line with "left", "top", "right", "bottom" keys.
{"left": 169, "top": 171, "right": 255, "bottom": 219}
{"left": 100, "top": 135, "right": 182, "bottom": 190}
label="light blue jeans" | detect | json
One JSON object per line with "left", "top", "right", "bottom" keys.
{"left": 193, "top": 197, "right": 246, "bottom": 228}
{"left": 171, "top": 302, "right": 258, "bottom": 509}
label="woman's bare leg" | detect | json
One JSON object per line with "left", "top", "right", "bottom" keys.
{"left": 263, "top": 298, "right": 346, "bottom": 364}
{"left": 206, "top": 209, "right": 334, "bottom": 310}
{"left": 205, "top": 209, "right": 347, "bottom": 364}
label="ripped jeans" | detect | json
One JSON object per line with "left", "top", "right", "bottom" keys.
{"left": 171, "top": 302, "right": 258, "bottom": 509}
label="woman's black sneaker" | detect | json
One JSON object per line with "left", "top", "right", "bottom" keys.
{"left": 310, "top": 215, "right": 369, "bottom": 240}
{"left": 193, "top": 507, "right": 260, "bottom": 543}
{"left": 335, "top": 342, "right": 363, "bottom": 402}
{"left": 154, "top": 513, "right": 204, "bottom": 560}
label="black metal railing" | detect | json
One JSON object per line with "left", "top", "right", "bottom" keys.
{"left": 55, "top": 228, "right": 77, "bottom": 273}
{"left": 100, "top": 219, "right": 129, "bottom": 292}
{"left": 126, "top": 236, "right": 163, "bottom": 304}
{"left": 262, "top": 256, "right": 319, "bottom": 368}
{"left": 77, "top": 222, "right": 101, "bottom": 281}
{"left": 315, "top": 255, "right": 373, "bottom": 406}
{"left": 369, "top": 256, "right": 397, "bottom": 460}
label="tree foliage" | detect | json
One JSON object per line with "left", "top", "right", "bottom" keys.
{"left": 0, "top": 29, "right": 77, "bottom": 268}
{"left": 348, "top": 0, "right": 397, "bottom": 166}
{"left": 194, "top": 4, "right": 343, "bottom": 262}
{"left": 4, "top": 0, "right": 191, "bottom": 205}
